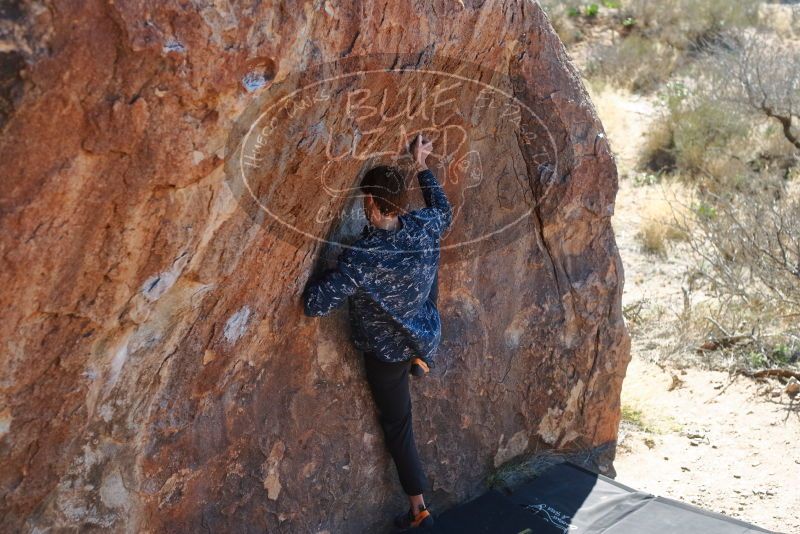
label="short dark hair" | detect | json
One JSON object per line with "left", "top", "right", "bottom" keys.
{"left": 359, "top": 165, "right": 408, "bottom": 216}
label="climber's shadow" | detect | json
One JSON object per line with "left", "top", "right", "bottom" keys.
{"left": 309, "top": 186, "right": 367, "bottom": 277}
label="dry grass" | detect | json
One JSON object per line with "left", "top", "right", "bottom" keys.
{"left": 664, "top": 296, "right": 800, "bottom": 371}
{"left": 634, "top": 195, "right": 690, "bottom": 256}
{"left": 636, "top": 218, "right": 668, "bottom": 256}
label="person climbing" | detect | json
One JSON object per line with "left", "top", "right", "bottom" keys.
{"left": 302, "top": 133, "right": 452, "bottom": 530}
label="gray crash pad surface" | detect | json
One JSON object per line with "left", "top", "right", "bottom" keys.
{"left": 427, "top": 461, "right": 774, "bottom": 534}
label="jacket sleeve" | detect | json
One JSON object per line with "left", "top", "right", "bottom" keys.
{"left": 416, "top": 168, "right": 453, "bottom": 238}
{"left": 302, "top": 247, "right": 362, "bottom": 317}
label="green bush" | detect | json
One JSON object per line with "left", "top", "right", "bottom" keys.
{"left": 772, "top": 344, "right": 793, "bottom": 365}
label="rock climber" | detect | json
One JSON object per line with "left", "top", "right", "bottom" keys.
{"left": 302, "top": 133, "right": 452, "bottom": 530}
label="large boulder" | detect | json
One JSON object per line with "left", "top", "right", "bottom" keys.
{"left": 0, "top": 0, "right": 631, "bottom": 532}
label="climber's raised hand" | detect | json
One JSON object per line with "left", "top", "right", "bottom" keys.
{"left": 410, "top": 133, "right": 433, "bottom": 170}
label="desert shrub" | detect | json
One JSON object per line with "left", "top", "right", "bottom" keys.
{"left": 639, "top": 119, "right": 676, "bottom": 174}
{"left": 621, "top": 0, "right": 759, "bottom": 50}
{"left": 583, "top": 0, "right": 760, "bottom": 93}
{"left": 662, "top": 183, "right": 800, "bottom": 370}
{"left": 687, "top": 187, "right": 800, "bottom": 310}
{"left": 642, "top": 32, "right": 800, "bottom": 191}
{"left": 702, "top": 31, "right": 800, "bottom": 153}
{"left": 670, "top": 100, "right": 749, "bottom": 178}
{"left": 636, "top": 218, "right": 668, "bottom": 257}
{"left": 639, "top": 80, "right": 753, "bottom": 190}
{"left": 586, "top": 35, "right": 678, "bottom": 93}
{"left": 667, "top": 294, "right": 800, "bottom": 371}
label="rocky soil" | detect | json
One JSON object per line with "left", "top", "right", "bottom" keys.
{"left": 596, "top": 84, "right": 800, "bottom": 534}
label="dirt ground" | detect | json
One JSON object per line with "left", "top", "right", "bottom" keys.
{"left": 594, "top": 86, "right": 800, "bottom": 534}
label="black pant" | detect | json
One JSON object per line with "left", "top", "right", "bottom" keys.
{"left": 363, "top": 352, "right": 429, "bottom": 496}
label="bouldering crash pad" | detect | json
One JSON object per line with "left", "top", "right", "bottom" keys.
{"left": 428, "top": 462, "right": 774, "bottom": 534}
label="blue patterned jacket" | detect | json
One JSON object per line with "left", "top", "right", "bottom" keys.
{"left": 303, "top": 169, "right": 453, "bottom": 363}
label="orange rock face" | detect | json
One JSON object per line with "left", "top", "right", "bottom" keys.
{"left": 0, "top": 1, "right": 630, "bottom": 532}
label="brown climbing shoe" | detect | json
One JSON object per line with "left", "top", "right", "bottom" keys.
{"left": 394, "top": 504, "right": 434, "bottom": 530}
